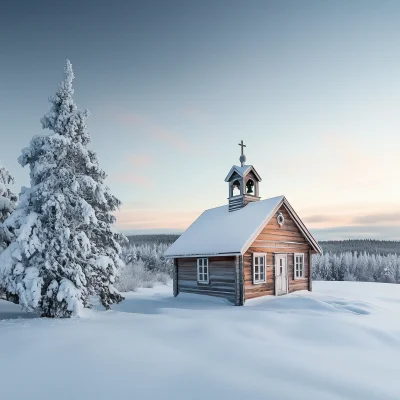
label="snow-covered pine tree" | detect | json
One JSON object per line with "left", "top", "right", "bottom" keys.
{"left": 0, "top": 162, "right": 18, "bottom": 251}
{"left": 0, "top": 60, "right": 126, "bottom": 317}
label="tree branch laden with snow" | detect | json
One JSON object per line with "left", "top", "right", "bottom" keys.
{"left": 0, "top": 161, "right": 18, "bottom": 252}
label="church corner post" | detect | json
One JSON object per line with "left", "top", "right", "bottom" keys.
{"left": 308, "top": 249, "right": 313, "bottom": 292}
{"left": 173, "top": 258, "right": 179, "bottom": 297}
{"left": 235, "top": 255, "right": 245, "bottom": 306}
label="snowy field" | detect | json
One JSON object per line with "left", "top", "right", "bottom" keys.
{"left": 1, "top": 282, "right": 400, "bottom": 400}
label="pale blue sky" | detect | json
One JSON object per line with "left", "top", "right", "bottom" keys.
{"left": 1, "top": 0, "right": 400, "bottom": 239}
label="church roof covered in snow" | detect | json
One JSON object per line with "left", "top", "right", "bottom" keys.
{"left": 164, "top": 196, "right": 321, "bottom": 258}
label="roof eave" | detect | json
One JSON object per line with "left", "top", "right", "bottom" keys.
{"left": 281, "top": 198, "right": 322, "bottom": 254}
{"left": 164, "top": 252, "right": 241, "bottom": 259}
{"left": 224, "top": 166, "right": 240, "bottom": 182}
{"left": 249, "top": 166, "right": 262, "bottom": 182}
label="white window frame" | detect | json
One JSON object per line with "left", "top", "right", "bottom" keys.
{"left": 294, "top": 253, "right": 305, "bottom": 279}
{"left": 197, "top": 258, "right": 209, "bottom": 284}
{"left": 253, "top": 253, "right": 266, "bottom": 284}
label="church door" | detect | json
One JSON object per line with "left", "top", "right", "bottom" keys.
{"left": 275, "top": 254, "right": 288, "bottom": 295}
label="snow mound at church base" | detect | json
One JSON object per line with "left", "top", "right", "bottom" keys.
{"left": 1, "top": 281, "right": 400, "bottom": 400}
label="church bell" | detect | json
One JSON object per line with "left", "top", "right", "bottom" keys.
{"left": 246, "top": 180, "right": 254, "bottom": 194}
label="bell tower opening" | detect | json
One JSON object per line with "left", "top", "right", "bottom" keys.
{"left": 224, "top": 141, "right": 262, "bottom": 212}
{"left": 232, "top": 179, "right": 241, "bottom": 197}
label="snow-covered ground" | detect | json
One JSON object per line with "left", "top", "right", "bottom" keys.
{"left": 1, "top": 282, "right": 400, "bottom": 400}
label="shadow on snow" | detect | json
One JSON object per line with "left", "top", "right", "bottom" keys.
{"left": 0, "top": 300, "right": 39, "bottom": 320}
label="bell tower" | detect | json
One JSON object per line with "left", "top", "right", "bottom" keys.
{"left": 224, "top": 141, "right": 262, "bottom": 212}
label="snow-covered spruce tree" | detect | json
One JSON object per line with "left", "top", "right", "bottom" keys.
{"left": 0, "top": 162, "right": 18, "bottom": 299}
{"left": 0, "top": 162, "right": 18, "bottom": 251}
{"left": 0, "top": 60, "right": 126, "bottom": 317}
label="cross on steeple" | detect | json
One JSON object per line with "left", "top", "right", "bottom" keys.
{"left": 238, "top": 140, "right": 246, "bottom": 156}
{"left": 238, "top": 140, "right": 247, "bottom": 167}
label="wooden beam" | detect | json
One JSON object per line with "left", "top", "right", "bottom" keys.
{"left": 173, "top": 258, "right": 179, "bottom": 297}
{"left": 308, "top": 249, "right": 313, "bottom": 292}
{"left": 240, "top": 255, "right": 245, "bottom": 305}
{"left": 235, "top": 255, "right": 240, "bottom": 306}
{"left": 273, "top": 253, "right": 276, "bottom": 296}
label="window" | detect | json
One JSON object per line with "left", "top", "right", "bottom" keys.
{"left": 253, "top": 253, "right": 266, "bottom": 284}
{"left": 197, "top": 258, "right": 209, "bottom": 284}
{"left": 294, "top": 253, "right": 305, "bottom": 279}
{"left": 277, "top": 212, "right": 285, "bottom": 227}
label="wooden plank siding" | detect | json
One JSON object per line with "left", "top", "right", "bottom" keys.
{"left": 177, "top": 256, "right": 237, "bottom": 303}
{"left": 243, "top": 205, "right": 312, "bottom": 301}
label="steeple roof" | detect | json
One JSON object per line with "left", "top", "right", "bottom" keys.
{"left": 224, "top": 165, "right": 262, "bottom": 182}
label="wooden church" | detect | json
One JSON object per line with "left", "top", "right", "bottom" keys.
{"left": 165, "top": 141, "right": 322, "bottom": 305}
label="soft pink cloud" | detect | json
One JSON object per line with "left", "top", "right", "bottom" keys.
{"left": 302, "top": 215, "right": 339, "bottom": 224}
{"left": 353, "top": 212, "right": 400, "bottom": 224}
{"left": 118, "top": 113, "right": 189, "bottom": 150}
{"left": 127, "top": 154, "right": 153, "bottom": 167}
{"left": 109, "top": 154, "right": 155, "bottom": 187}
{"left": 113, "top": 172, "right": 152, "bottom": 188}
{"left": 321, "top": 133, "right": 400, "bottom": 191}
{"left": 114, "top": 207, "right": 200, "bottom": 230}
{"left": 300, "top": 202, "right": 400, "bottom": 231}
{"left": 282, "top": 132, "right": 400, "bottom": 192}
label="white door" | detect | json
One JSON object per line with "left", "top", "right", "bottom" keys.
{"left": 275, "top": 255, "right": 288, "bottom": 296}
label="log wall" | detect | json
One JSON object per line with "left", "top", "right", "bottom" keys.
{"left": 176, "top": 256, "right": 237, "bottom": 303}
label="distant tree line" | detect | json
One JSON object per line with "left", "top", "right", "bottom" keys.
{"left": 313, "top": 252, "right": 400, "bottom": 283}
{"left": 320, "top": 239, "right": 400, "bottom": 256}
{"left": 127, "top": 234, "right": 180, "bottom": 246}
